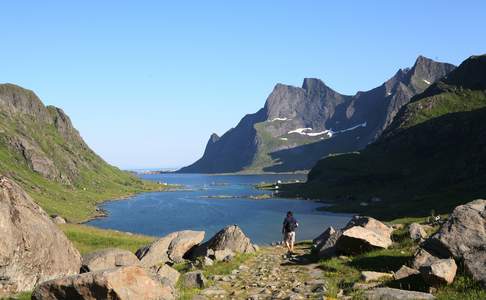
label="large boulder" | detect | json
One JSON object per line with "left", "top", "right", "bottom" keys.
{"left": 423, "top": 199, "right": 486, "bottom": 287}
{"left": 81, "top": 248, "right": 140, "bottom": 272}
{"left": 191, "top": 225, "right": 256, "bottom": 258}
{"left": 345, "top": 216, "right": 393, "bottom": 237}
{"left": 335, "top": 216, "right": 393, "bottom": 255}
{"left": 0, "top": 176, "right": 81, "bottom": 297}
{"left": 136, "top": 230, "right": 205, "bottom": 267}
{"left": 364, "top": 287, "right": 435, "bottom": 300}
{"left": 419, "top": 258, "right": 457, "bottom": 285}
{"left": 313, "top": 227, "right": 342, "bottom": 259}
{"left": 32, "top": 265, "right": 174, "bottom": 300}
{"left": 336, "top": 227, "right": 392, "bottom": 254}
{"left": 313, "top": 226, "right": 336, "bottom": 245}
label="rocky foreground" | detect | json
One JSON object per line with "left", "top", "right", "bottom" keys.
{"left": 1, "top": 175, "right": 485, "bottom": 299}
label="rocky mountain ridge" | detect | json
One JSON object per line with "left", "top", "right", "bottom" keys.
{"left": 287, "top": 54, "right": 486, "bottom": 218}
{"left": 0, "top": 83, "right": 158, "bottom": 221}
{"left": 180, "top": 56, "right": 455, "bottom": 173}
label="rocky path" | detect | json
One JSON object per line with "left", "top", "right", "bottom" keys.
{"left": 196, "top": 244, "right": 327, "bottom": 300}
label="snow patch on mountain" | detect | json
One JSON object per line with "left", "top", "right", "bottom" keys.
{"left": 423, "top": 79, "right": 431, "bottom": 85}
{"left": 270, "top": 117, "right": 290, "bottom": 122}
{"left": 288, "top": 128, "right": 313, "bottom": 134}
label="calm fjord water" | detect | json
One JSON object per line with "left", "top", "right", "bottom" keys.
{"left": 88, "top": 174, "right": 352, "bottom": 244}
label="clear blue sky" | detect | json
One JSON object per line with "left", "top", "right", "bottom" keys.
{"left": 1, "top": 1, "right": 485, "bottom": 169}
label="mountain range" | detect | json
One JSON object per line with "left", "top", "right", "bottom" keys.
{"left": 282, "top": 54, "right": 486, "bottom": 219}
{"left": 179, "top": 56, "right": 455, "bottom": 173}
{"left": 0, "top": 84, "right": 158, "bottom": 222}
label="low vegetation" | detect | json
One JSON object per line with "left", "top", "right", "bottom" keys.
{"left": 318, "top": 222, "right": 486, "bottom": 300}
{"left": 59, "top": 224, "right": 155, "bottom": 255}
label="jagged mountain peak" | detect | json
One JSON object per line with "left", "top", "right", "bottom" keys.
{"left": 180, "top": 56, "right": 456, "bottom": 174}
{"left": 209, "top": 133, "right": 220, "bottom": 143}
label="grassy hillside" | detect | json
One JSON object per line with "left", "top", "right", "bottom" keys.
{"left": 281, "top": 55, "right": 486, "bottom": 219}
{"left": 0, "top": 84, "right": 162, "bottom": 222}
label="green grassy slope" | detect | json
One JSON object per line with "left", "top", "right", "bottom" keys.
{"left": 0, "top": 84, "right": 161, "bottom": 222}
{"left": 281, "top": 55, "right": 486, "bottom": 219}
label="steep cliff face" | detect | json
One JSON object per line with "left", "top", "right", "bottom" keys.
{"left": 0, "top": 83, "right": 156, "bottom": 221}
{"left": 180, "top": 56, "right": 455, "bottom": 173}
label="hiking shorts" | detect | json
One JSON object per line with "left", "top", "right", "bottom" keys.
{"left": 284, "top": 231, "right": 295, "bottom": 244}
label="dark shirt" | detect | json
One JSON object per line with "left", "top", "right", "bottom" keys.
{"left": 283, "top": 216, "right": 298, "bottom": 233}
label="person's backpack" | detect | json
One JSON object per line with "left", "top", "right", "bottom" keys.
{"left": 285, "top": 218, "right": 298, "bottom": 232}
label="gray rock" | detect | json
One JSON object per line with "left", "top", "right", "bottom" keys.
{"left": 412, "top": 248, "right": 440, "bottom": 270}
{"left": 364, "top": 287, "right": 435, "bottom": 299}
{"left": 423, "top": 199, "right": 486, "bottom": 287}
{"left": 393, "top": 265, "right": 420, "bottom": 280}
{"left": 191, "top": 225, "right": 256, "bottom": 258}
{"left": 315, "top": 228, "right": 341, "bottom": 259}
{"left": 152, "top": 264, "right": 180, "bottom": 287}
{"left": 336, "top": 226, "right": 392, "bottom": 254}
{"left": 203, "top": 256, "right": 214, "bottom": 266}
{"left": 0, "top": 176, "right": 81, "bottom": 297}
{"left": 213, "top": 248, "right": 235, "bottom": 261}
{"left": 464, "top": 249, "right": 486, "bottom": 289}
{"left": 419, "top": 258, "right": 457, "bottom": 285}
{"left": 361, "top": 271, "right": 393, "bottom": 282}
{"left": 81, "top": 248, "right": 139, "bottom": 272}
{"left": 32, "top": 266, "right": 174, "bottom": 300}
{"left": 182, "top": 271, "right": 207, "bottom": 289}
{"left": 136, "top": 230, "right": 205, "bottom": 267}
{"left": 409, "top": 223, "right": 427, "bottom": 241}
{"left": 51, "top": 215, "right": 66, "bottom": 224}
{"left": 335, "top": 216, "right": 393, "bottom": 255}
{"left": 345, "top": 216, "right": 393, "bottom": 237}
{"left": 313, "top": 226, "right": 336, "bottom": 245}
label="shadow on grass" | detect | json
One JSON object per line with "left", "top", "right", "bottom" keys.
{"left": 347, "top": 255, "right": 410, "bottom": 273}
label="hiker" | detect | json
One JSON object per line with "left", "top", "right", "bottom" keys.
{"left": 282, "top": 211, "right": 298, "bottom": 254}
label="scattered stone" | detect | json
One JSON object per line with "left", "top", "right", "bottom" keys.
{"left": 423, "top": 199, "right": 486, "bottom": 288}
{"left": 81, "top": 248, "right": 139, "bottom": 272}
{"left": 394, "top": 265, "right": 420, "bottom": 280}
{"left": 412, "top": 248, "right": 440, "bottom": 270}
{"left": 51, "top": 215, "right": 66, "bottom": 224}
{"left": 0, "top": 176, "right": 81, "bottom": 296}
{"left": 353, "top": 282, "right": 381, "bottom": 290}
{"left": 364, "top": 287, "right": 435, "bottom": 299}
{"left": 391, "top": 223, "right": 405, "bottom": 230}
{"left": 409, "top": 223, "right": 427, "bottom": 241}
{"left": 361, "top": 271, "right": 393, "bottom": 282}
{"left": 135, "top": 230, "right": 205, "bottom": 267}
{"left": 191, "top": 225, "right": 256, "bottom": 258}
{"left": 213, "top": 248, "right": 235, "bottom": 261}
{"left": 200, "top": 287, "right": 227, "bottom": 296}
{"left": 191, "top": 296, "right": 208, "bottom": 300}
{"left": 203, "top": 256, "right": 214, "bottom": 266}
{"left": 182, "top": 271, "right": 207, "bottom": 289}
{"left": 419, "top": 258, "right": 457, "bottom": 285}
{"left": 152, "top": 264, "right": 180, "bottom": 287}
{"left": 31, "top": 266, "right": 174, "bottom": 300}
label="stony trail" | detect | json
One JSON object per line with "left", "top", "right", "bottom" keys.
{"left": 196, "top": 244, "right": 328, "bottom": 300}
